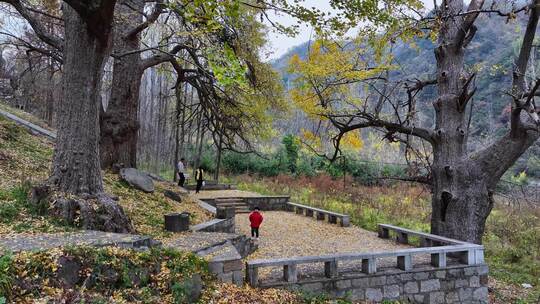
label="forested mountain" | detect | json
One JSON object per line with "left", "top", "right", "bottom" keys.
{"left": 271, "top": 12, "right": 540, "bottom": 176}
{"left": 274, "top": 14, "right": 535, "bottom": 138}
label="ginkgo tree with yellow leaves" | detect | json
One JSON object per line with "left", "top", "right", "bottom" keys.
{"left": 288, "top": 1, "right": 540, "bottom": 245}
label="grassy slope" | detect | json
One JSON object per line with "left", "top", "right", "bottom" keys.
{"left": 232, "top": 174, "right": 540, "bottom": 304}
{"left": 0, "top": 112, "right": 212, "bottom": 237}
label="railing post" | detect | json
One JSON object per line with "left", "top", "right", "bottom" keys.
{"left": 430, "top": 252, "right": 446, "bottom": 267}
{"left": 420, "top": 237, "right": 433, "bottom": 247}
{"left": 324, "top": 260, "right": 338, "bottom": 278}
{"left": 397, "top": 232, "right": 409, "bottom": 244}
{"left": 361, "top": 258, "right": 377, "bottom": 274}
{"left": 459, "top": 250, "right": 475, "bottom": 265}
{"left": 378, "top": 226, "right": 390, "bottom": 238}
{"left": 284, "top": 264, "right": 298, "bottom": 283}
{"left": 247, "top": 264, "right": 259, "bottom": 287}
{"left": 329, "top": 215, "right": 337, "bottom": 224}
{"left": 397, "top": 255, "right": 412, "bottom": 271}
{"left": 341, "top": 216, "right": 350, "bottom": 227}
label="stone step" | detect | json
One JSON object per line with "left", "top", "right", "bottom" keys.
{"left": 215, "top": 202, "right": 248, "bottom": 207}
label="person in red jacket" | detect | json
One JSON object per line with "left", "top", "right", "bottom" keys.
{"left": 249, "top": 207, "right": 264, "bottom": 238}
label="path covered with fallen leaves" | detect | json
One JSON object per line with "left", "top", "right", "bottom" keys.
{"left": 235, "top": 211, "right": 415, "bottom": 280}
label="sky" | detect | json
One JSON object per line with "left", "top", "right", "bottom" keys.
{"left": 263, "top": 0, "right": 436, "bottom": 61}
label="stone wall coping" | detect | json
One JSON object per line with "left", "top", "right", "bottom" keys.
{"left": 286, "top": 202, "right": 348, "bottom": 217}
{"left": 0, "top": 108, "right": 57, "bottom": 140}
{"left": 378, "top": 224, "right": 468, "bottom": 245}
{"left": 191, "top": 219, "right": 228, "bottom": 232}
{"left": 247, "top": 244, "right": 483, "bottom": 268}
{"left": 194, "top": 198, "right": 217, "bottom": 214}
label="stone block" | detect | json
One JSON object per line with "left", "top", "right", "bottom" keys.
{"left": 404, "top": 281, "right": 419, "bottom": 294}
{"left": 216, "top": 207, "right": 235, "bottom": 219}
{"left": 223, "top": 259, "right": 243, "bottom": 272}
{"left": 232, "top": 270, "right": 243, "bottom": 286}
{"left": 365, "top": 288, "right": 383, "bottom": 302}
{"left": 383, "top": 284, "right": 400, "bottom": 299}
{"left": 455, "top": 279, "right": 468, "bottom": 288}
{"left": 316, "top": 212, "right": 325, "bottom": 220}
{"left": 480, "top": 274, "right": 488, "bottom": 285}
{"left": 208, "top": 262, "right": 223, "bottom": 274}
{"left": 440, "top": 280, "right": 455, "bottom": 291}
{"left": 448, "top": 268, "right": 463, "bottom": 278}
{"left": 400, "top": 273, "right": 413, "bottom": 281}
{"left": 336, "top": 279, "right": 351, "bottom": 290}
{"left": 305, "top": 209, "right": 314, "bottom": 217}
{"left": 369, "top": 276, "right": 386, "bottom": 286}
{"left": 341, "top": 216, "right": 350, "bottom": 227}
{"left": 386, "top": 275, "right": 400, "bottom": 284}
{"left": 413, "top": 294, "right": 425, "bottom": 303}
{"left": 472, "top": 287, "right": 488, "bottom": 301}
{"left": 446, "top": 291, "right": 459, "bottom": 303}
{"left": 301, "top": 282, "right": 323, "bottom": 293}
{"left": 217, "top": 272, "right": 233, "bottom": 283}
{"left": 420, "top": 279, "right": 441, "bottom": 292}
{"left": 428, "top": 291, "right": 445, "bottom": 304}
{"left": 470, "top": 275, "right": 480, "bottom": 287}
{"left": 458, "top": 288, "right": 473, "bottom": 302}
{"left": 435, "top": 270, "right": 446, "bottom": 279}
{"left": 349, "top": 288, "right": 365, "bottom": 301}
{"left": 352, "top": 277, "right": 369, "bottom": 288}
{"left": 413, "top": 272, "right": 429, "bottom": 280}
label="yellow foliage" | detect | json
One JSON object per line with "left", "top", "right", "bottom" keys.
{"left": 341, "top": 131, "right": 364, "bottom": 150}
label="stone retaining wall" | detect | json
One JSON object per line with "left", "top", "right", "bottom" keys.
{"left": 191, "top": 217, "right": 235, "bottom": 233}
{"left": 273, "top": 264, "right": 488, "bottom": 303}
{"left": 202, "top": 196, "right": 290, "bottom": 211}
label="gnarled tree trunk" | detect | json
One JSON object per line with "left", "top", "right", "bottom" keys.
{"left": 430, "top": 0, "right": 539, "bottom": 244}
{"left": 100, "top": 0, "right": 144, "bottom": 169}
{"left": 50, "top": 4, "right": 110, "bottom": 195}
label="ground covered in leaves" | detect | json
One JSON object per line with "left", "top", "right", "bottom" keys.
{"left": 0, "top": 113, "right": 212, "bottom": 237}
{"left": 0, "top": 246, "right": 210, "bottom": 303}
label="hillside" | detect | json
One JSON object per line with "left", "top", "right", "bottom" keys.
{"left": 271, "top": 12, "right": 540, "bottom": 176}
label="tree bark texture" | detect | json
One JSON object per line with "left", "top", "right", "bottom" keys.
{"left": 100, "top": 0, "right": 144, "bottom": 169}
{"left": 50, "top": 4, "right": 111, "bottom": 195}
{"left": 430, "top": 0, "right": 539, "bottom": 244}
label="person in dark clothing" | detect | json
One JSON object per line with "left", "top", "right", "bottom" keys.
{"left": 177, "top": 158, "right": 186, "bottom": 187}
{"left": 249, "top": 207, "right": 264, "bottom": 238}
{"left": 195, "top": 167, "right": 204, "bottom": 193}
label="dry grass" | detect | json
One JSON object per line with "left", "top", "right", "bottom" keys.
{"left": 193, "top": 189, "right": 260, "bottom": 200}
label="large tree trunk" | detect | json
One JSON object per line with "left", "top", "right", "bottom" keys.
{"left": 100, "top": 0, "right": 144, "bottom": 169}
{"left": 430, "top": 0, "right": 539, "bottom": 244}
{"left": 50, "top": 4, "right": 109, "bottom": 195}
{"left": 48, "top": 2, "right": 134, "bottom": 233}
{"left": 429, "top": 0, "right": 491, "bottom": 244}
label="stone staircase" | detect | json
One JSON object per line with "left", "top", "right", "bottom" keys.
{"left": 214, "top": 198, "right": 251, "bottom": 214}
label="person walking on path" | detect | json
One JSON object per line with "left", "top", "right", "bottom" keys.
{"left": 177, "top": 158, "right": 186, "bottom": 187}
{"left": 195, "top": 166, "right": 204, "bottom": 193}
{"left": 249, "top": 207, "right": 264, "bottom": 238}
